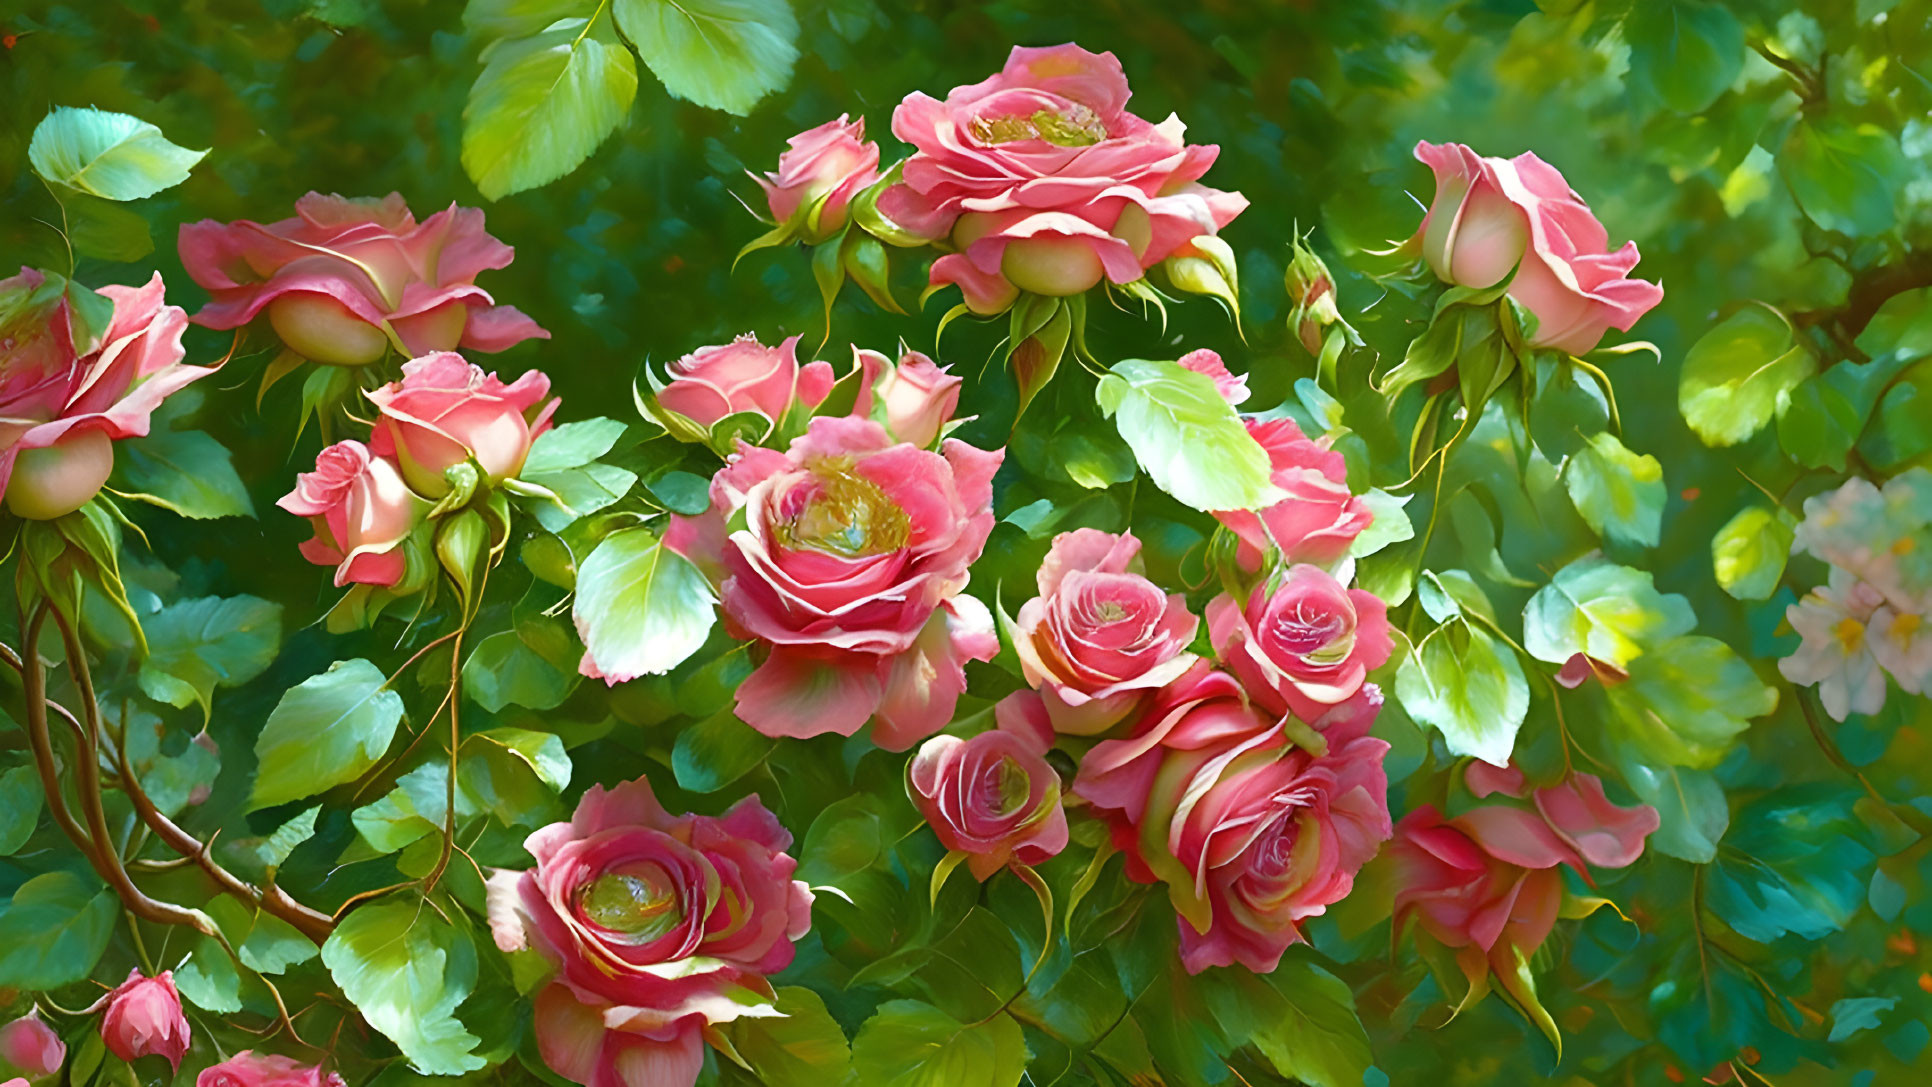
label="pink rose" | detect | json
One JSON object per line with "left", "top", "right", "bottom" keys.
{"left": 278, "top": 440, "right": 426, "bottom": 588}
{"left": 655, "top": 334, "right": 833, "bottom": 432}
{"left": 888, "top": 44, "right": 1246, "bottom": 309}
{"left": 487, "top": 777, "right": 812, "bottom": 1087}
{"left": 909, "top": 704, "right": 1069, "bottom": 879}
{"left": 758, "top": 115, "right": 882, "bottom": 240}
{"left": 0, "top": 1015, "right": 63, "bottom": 1079}
{"left": 660, "top": 416, "right": 1002, "bottom": 750}
{"left": 1011, "top": 529, "right": 1198, "bottom": 735}
{"left": 1075, "top": 668, "right": 1392, "bottom": 973}
{"left": 849, "top": 347, "right": 964, "bottom": 447}
{"left": 1211, "top": 418, "right": 1372, "bottom": 570}
{"left": 1177, "top": 348, "right": 1249, "bottom": 406}
{"left": 100, "top": 970, "right": 190, "bottom": 1070}
{"left": 1412, "top": 142, "right": 1663, "bottom": 355}
{"left": 1389, "top": 771, "right": 1656, "bottom": 994}
{"left": 1, "top": 269, "right": 214, "bottom": 520}
{"left": 1207, "top": 564, "right": 1393, "bottom": 724}
{"left": 367, "top": 352, "right": 558, "bottom": 496}
{"left": 179, "top": 192, "right": 547, "bottom": 366}
{"left": 197, "top": 1052, "right": 344, "bottom": 1087}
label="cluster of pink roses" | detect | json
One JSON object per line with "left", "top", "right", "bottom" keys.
{"left": 280, "top": 353, "right": 557, "bottom": 589}
{"left": 0, "top": 970, "right": 337, "bottom": 1087}
{"left": 1, "top": 268, "right": 216, "bottom": 520}
{"left": 754, "top": 44, "right": 1247, "bottom": 316}
{"left": 488, "top": 777, "right": 812, "bottom": 1087}
{"left": 1410, "top": 140, "right": 1664, "bottom": 355}
{"left": 1388, "top": 761, "right": 1658, "bottom": 1003}
{"left": 1779, "top": 468, "right": 1932, "bottom": 720}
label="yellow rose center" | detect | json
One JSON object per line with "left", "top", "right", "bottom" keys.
{"left": 576, "top": 863, "right": 683, "bottom": 943}
{"left": 775, "top": 459, "right": 910, "bottom": 558}
{"left": 971, "top": 106, "right": 1108, "bottom": 147}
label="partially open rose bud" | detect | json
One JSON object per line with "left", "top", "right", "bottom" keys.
{"left": 0, "top": 1014, "right": 64, "bottom": 1080}
{"left": 757, "top": 116, "right": 881, "bottom": 242}
{"left": 100, "top": 970, "right": 190, "bottom": 1070}
{"left": 909, "top": 705, "right": 1069, "bottom": 879}
{"left": 367, "top": 353, "right": 558, "bottom": 496}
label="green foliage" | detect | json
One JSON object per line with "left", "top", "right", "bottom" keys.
{"left": 28, "top": 106, "right": 206, "bottom": 200}
{"left": 1522, "top": 558, "right": 1695, "bottom": 670}
{"left": 571, "top": 523, "right": 716, "bottom": 679}
{"left": 1395, "top": 616, "right": 1527, "bottom": 766}
{"left": 1562, "top": 432, "right": 1665, "bottom": 548}
{"left": 0, "top": 873, "right": 118, "bottom": 989}
{"left": 251, "top": 659, "right": 405, "bottom": 808}
{"left": 1678, "top": 304, "right": 1814, "bottom": 447}
{"left": 1096, "top": 357, "right": 1279, "bottom": 511}
{"left": 321, "top": 899, "right": 486, "bottom": 1073}
{"left": 462, "top": 14, "right": 640, "bottom": 200}
{"left": 848, "top": 1001, "right": 1027, "bottom": 1087}
{"left": 136, "top": 594, "right": 282, "bottom": 718}
{"left": 615, "top": 0, "right": 799, "bottom": 115}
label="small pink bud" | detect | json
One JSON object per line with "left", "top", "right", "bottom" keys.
{"left": 0, "top": 1014, "right": 64, "bottom": 1079}
{"left": 100, "top": 970, "right": 191, "bottom": 1070}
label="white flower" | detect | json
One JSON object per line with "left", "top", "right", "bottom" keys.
{"left": 1779, "top": 568, "right": 1888, "bottom": 720}
{"left": 1869, "top": 605, "right": 1932, "bottom": 695}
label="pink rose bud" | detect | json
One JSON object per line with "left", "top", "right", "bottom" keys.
{"left": 1207, "top": 564, "right": 1393, "bottom": 725}
{"left": 0, "top": 1014, "right": 64, "bottom": 1079}
{"left": 910, "top": 708, "right": 1069, "bottom": 880}
{"left": 278, "top": 440, "right": 427, "bottom": 588}
{"left": 1011, "top": 529, "right": 1198, "bottom": 735}
{"left": 1, "top": 269, "right": 213, "bottom": 520}
{"left": 758, "top": 115, "right": 882, "bottom": 241}
{"left": 851, "top": 348, "right": 963, "bottom": 447}
{"left": 367, "top": 352, "right": 559, "bottom": 496}
{"left": 1412, "top": 141, "right": 1662, "bottom": 355}
{"left": 197, "top": 1052, "right": 345, "bottom": 1087}
{"left": 655, "top": 333, "right": 833, "bottom": 431}
{"left": 100, "top": 970, "right": 190, "bottom": 1070}
{"left": 1285, "top": 240, "right": 1342, "bottom": 356}
{"left": 179, "top": 192, "right": 547, "bottom": 366}
{"left": 1211, "top": 418, "right": 1373, "bottom": 571}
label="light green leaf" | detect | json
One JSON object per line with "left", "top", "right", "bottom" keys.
{"left": 572, "top": 525, "right": 717, "bottom": 681}
{"left": 722, "top": 986, "right": 851, "bottom": 1086}
{"left": 523, "top": 461, "right": 638, "bottom": 532}
{"left": 1349, "top": 488, "right": 1415, "bottom": 558}
{"left": 67, "top": 193, "right": 155, "bottom": 262}
{"left": 322, "top": 899, "right": 485, "bottom": 1074}
{"left": 1097, "top": 358, "right": 1282, "bottom": 512}
{"left": 521, "top": 417, "right": 628, "bottom": 475}
{"left": 462, "top": 630, "right": 577, "bottom": 712}
{"left": 1212, "top": 964, "right": 1372, "bottom": 1087}
{"left": 463, "top": 0, "right": 590, "bottom": 38}
{"left": 848, "top": 1001, "right": 1026, "bottom": 1087}
{"left": 252, "top": 659, "right": 404, "bottom": 809}
{"left": 28, "top": 106, "right": 207, "bottom": 200}
{"left": 174, "top": 934, "right": 242, "bottom": 1013}
{"left": 1607, "top": 635, "right": 1776, "bottom": 768}
{"left": 1856, "top": 286, "right": 1932, "bottom": 363}
{"left": 0, "top": 764, "right": 44, "bottom": 856}
{"left": 1394, "top": 618, "right": 1528, "bottom": 767}
{"left": 1617, "top": 754, "right": 1728, "bottom": 863}
{"left": 1678, "top": 305, "right": 1815, "bottom": 447}
{"left": 252, "top": 806, "right": 322, "bottom": 870}
{"left": 1780, "top": 121, "right": 1906, "bottom": 237}
{"left": 353, "top": 764, "right": 463, "bottom": 854}
{"left": 137, "top": 595, "right": 283, "bottom": 719}
{"left": 615, "top": 0, "right": 800, "bottom": 115}
{"left": 0, "top": 872, "right": 118, "bottom": 989}
{"left": 461, "top": 728, "right": 571, "bottom": 828}
{"left": 1563, "top": 432, "right": 1665, "bottom": 548}
{"left": 1416, "top": 568, "right": 1496, "bottom": 626}
{"left": 462, "top": 17, "right": 639, "bottom": 200}
{"left": 1522, "top": 557, "right": 1695, "bottom": 669}
{"left": 1625, "top": 0, "right": 1744, "bottom": 114}
{"left": 1711, "top": 505, "right": 1795, "bottom": 601}
{"left": 114, "top": 428, "right": 256, "bottom": 520}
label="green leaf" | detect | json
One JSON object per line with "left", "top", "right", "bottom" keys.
{"left": 321, "top": 899, "right": 485, "bottom": 1074}
{"left": 461, "top": 727, "right": 571, "bottom": 828}
{"left": 672, "top": 708, "right": 775, "bottom": 793}
{"left": 1711, "top": 505, "right": 1795, "bottom": 601}
{"left": 1677, "top": 305, "right": 1815, "bottom": 446}
{"left": 27, "top": 106, "right": 207, "bottom": 200}
{"left": 1096, "top": 358, "right": 1282, "bottom": 512}
{"left": 463, "top": 0, "right": 589, "bottom": 38}
{"left": 721, "top": 986, "right": 851, "bottom": 1086}
{"left": 847, "top": 1001, "right": 1026, "bottom": 1087}
{"left": 251, "top": 806, "right": 322, "bottom": 870}
{"left": 1625, "top": 0, "right": 1744, "bottom": 114}
{"left": 1213, "top": 963, "right": 1373, "bottom": 1087}
{"left": 120, "top": 708, "right": 220, "bottom": 816}
{"left": 67, "top": 193, "right": 155, "bottom": 262}
{"left": 137, "top": 595, "right": 283, "bottom": 719}
{"left": 1522, "top": 557, "right": 1695, "bottom": 669}
{"left": 462, "top": 629, "right": 577, "bottom": 712}
{"left": 572, "top": 525, "right": 716, "bottom": 681}
{"left": 251, "top": 659, "right": 405, "bottom": 809}
{"left": 1607, "top": 635, "right": 1776, "bottom": 768}
{"left": 1708, "top": 789, "right": 1872, "bottom": 943}
{"left": 1775, "top": 356, "right": 1908, "bottom": 471}
{"left": 1855, "top": 286, "right": 1932, "bottom": 363}
{"left": 1829, "top": 997, "right": 1897, "bottom": 1043}
{"left": 113, "top": 428, "right": 256, "bottom": 520}
{"left": 521, "top": 417, "right": 628, "bottom": 475}
{"left": 462, "top": 17, "right": 639, "bottom": 200}
{"left": 1563, "top": 432, "right": 1664, "bottom": 547}
{"left": 0, "top": 872, "right": 118, "bottom": 989}
{"left": 1349, "top": 488, "right": 1415, "bottom": 558}
{"left": 354, "top": 764, "right": 462, "bottom": 854}
{"left": 1416, "top": 568, "right": 1497, "bottom": 625}
{"left": 524, "top": 461, "right": 639, "bottom": 532}
{"left": 615, "top": 0, "right": 799, "bottom": 115}
{"left": 1779, "top": 121, "right": 1906, "bottom": 237}
{"left": 0, "top": 764, "right": 44, "bottom": 856}
{"left": 174, "top": 935, "right": 242, "bottom": 1014}
{"left": 1616, "top": 754, "right": 1728, "bottom": 863}
{"left": 1394, "top": 618, "right": 1528, "bottom": 767}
